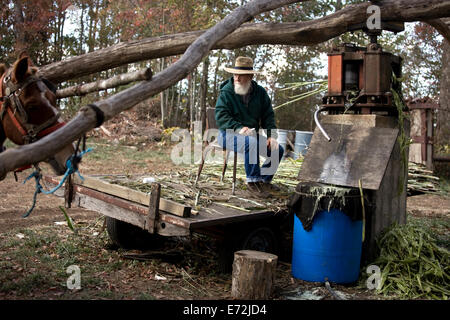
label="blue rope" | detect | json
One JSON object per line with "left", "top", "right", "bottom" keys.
{"left": 22, "top": 171, "right": 42, "bottom": 218}
{"left": 22, "top": 147, "right": 92, "bottom": 218}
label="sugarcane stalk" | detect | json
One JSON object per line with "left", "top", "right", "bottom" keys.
{"left": 358, "top": 179, "right": 365, "bottom": 243}
{"left": 216, "top": 202, "right": 252, "bottom": 212}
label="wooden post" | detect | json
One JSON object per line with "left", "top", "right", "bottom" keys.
{"left": 64, "top": 174, "right": 74, "bottom": 208}
{"left": 426, "top": 108, "right": 433, "bottom": 170}
{"left": 231, "top": 250, "right": 278, "bottom": 300}
{"left": 232, "top": 151, "right": 237, "bottom": 195}
{"left": 147, "top": 183, "right": 161, "bottom": 234}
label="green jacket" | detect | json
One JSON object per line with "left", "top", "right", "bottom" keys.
{"left": 215, "top": 77, "right": 277, "bottom": 138}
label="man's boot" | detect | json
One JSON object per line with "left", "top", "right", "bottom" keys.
{"left": 261, "top": 182, "right": 281, "bottom": 193}
{"left": 246, "top": 182, "right": 271, "bottom": 199}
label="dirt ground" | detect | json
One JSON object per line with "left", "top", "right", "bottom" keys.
{"left": 407, "top": 194, "right": 450, "bottom": 218}
{"left": 0, "top": 174, "right": 94, "bottom": 234}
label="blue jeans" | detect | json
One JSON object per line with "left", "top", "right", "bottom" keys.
{"left": 218, "top": 130, "right": 284, "bottom": 183}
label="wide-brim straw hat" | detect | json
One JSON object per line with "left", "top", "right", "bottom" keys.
{"left": 224, "top": 56, "right": 260, "bottom": 74}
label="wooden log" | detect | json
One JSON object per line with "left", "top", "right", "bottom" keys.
{"left": 433, "top": 155, "right": 450, "bottom": 162}
{"left": 55, "top": 68, "right": 153, "bottom": 99}
{"left": 231, "top": 250, "right": 278, "bottom": 300}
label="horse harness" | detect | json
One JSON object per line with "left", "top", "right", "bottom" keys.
{"left": 0, "top": 69, "right": 65, "bottom": 144}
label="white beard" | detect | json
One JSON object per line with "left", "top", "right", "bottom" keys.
{"left": 234, "top": 81, "right": 251, "bottom": 95}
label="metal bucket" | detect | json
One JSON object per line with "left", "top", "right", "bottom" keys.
{"left": 277, "top": 129, "right": 288, "bottom": 157}
{"left": 294, "top": 131, "right": 313, "bottom": 158}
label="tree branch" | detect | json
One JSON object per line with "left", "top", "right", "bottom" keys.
{"left": 55, "top": 68, "right": 152, "bottom": 98}
{"left": 0, "top": 0, "right": 304, "bottom": 179}
{"left": 423, "top": 18, "right": 450, "bottom": 44}
{"left": 38, "top": 0, "right": 450, "bottom": 83}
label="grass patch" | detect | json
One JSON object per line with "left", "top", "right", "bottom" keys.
{"left": 0, "top": 271, "right": 59, "bottom": 295}
{"left": 362, "top": 218, "right": 449, "bottom": 300}
{"left": 83, "top": 137, "right": 172, "bottom": 168}
{"left": 408, "top": 215, "right": 450, "bottom": 250}
{"left": 0, "top": 222, "right": 115, "bottom": 297}
{"left": 439, "top": 177, "right": 450, "bottom": 195}
{"left": 0, "top": 220, "right": 233, "bottom": 299}
{"left": 137, "top": 292, "right": 157, "bottom": 300}
{"left": 23, "top": 229, "right": 59, "bottom": 249}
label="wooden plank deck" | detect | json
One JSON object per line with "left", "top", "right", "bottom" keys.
{"left": 71, "top": 175, "right": 191, "bottom": 217}
{"left": 43, "top": 174, "right": 277, "bottom": 237}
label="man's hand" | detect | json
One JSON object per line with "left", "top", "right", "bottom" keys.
{"left": 267, "top": 137, "right": 279, "bottom": 151}
{"left": 239, "top": 127, "right": 250, "bottom": 135}
{"left": 239, "top": 127, "right": 256, "bottom": 136}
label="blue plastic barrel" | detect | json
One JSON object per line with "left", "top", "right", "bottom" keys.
{"left": 291, "top": 209, "right": 363, "bottom": 284}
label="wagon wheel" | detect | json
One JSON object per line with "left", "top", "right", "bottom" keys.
{"left": 240, "top": 226, "right": 279, "bottom": 253}
{"left": 217, "top": 223, "right": 280, "bottom": 273}
{"left": 106, "top": 217, "right": 163, "bottom": 250}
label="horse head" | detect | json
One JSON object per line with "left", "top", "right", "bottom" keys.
{"left": 0, "top": 52, "right": 75, "bottom": 178}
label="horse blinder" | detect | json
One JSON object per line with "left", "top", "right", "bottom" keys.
{"left": 1, "top": 73, "right": 61, "bottom": 143}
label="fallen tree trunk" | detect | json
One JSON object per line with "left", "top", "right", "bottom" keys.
{"left": 39, "top": 0, "right": 450, "bottom": 83}
{"left": 0, "top": 0, "right": 305, "bottom": 179}
{"left": 55, "top": 68, "right": 152, "bottom": 98}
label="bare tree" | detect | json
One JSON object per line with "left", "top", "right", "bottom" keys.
{"left": 38, "top": 0, "right": 450, "bottom": 84}
{"left": 437, "top": 20, "right": 450, "bottom": 152}
{"left": 200, "top": 56, "right": 210, "bottom": 131}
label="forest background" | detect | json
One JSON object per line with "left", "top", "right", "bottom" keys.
{"left": 0, "top": 0, "right": 448, "bottom": 157}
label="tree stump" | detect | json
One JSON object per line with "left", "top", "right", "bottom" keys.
{"left": 231, "top": 250, "right": 278, "bottom": 300}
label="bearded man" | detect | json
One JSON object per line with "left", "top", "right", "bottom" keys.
{"left": 215, "top": 56, "right": 284, "bottom": 199}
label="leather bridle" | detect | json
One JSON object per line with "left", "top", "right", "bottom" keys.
{"left": 0, "top": 70, "right": 65, "bottom": 144}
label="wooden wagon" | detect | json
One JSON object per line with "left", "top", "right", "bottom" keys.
{"left": 43, "top": 165, "right": 297, "bottom": 270}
